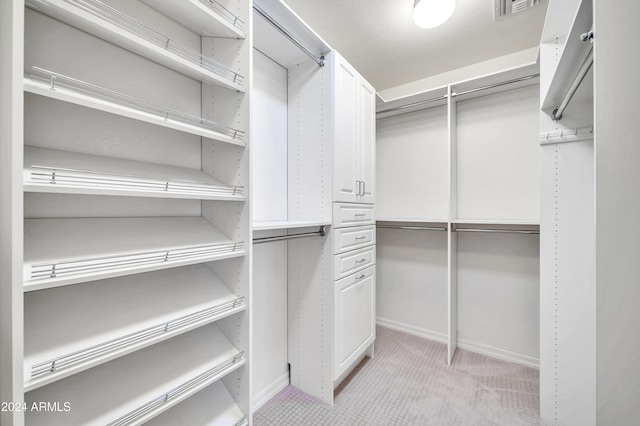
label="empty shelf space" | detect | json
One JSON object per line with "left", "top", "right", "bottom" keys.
{"left": 146, "top": 380, "right": 247, "bottom": 426}
{"left": 24, "top": 68, "right": 245, "bottom": 146}
{"left": 24, "top": 216, "right": 245, "bottom": 290}
{"left": 25, "top": 324, "right": 246, "bottom": 426}
{"left": 253, "top": 220, "right": 332, "bottom": 231}
{"left": 25, "top": 0, "right": 244, "bottom": 90}
{"left": 24, "top": 264, "right": 244, "bottom": 391}
{"left": 24, "top": 146, "right": 244, "bottom": 200}
{"left": 141, "top": 0, "right": 245, "bottom": 38}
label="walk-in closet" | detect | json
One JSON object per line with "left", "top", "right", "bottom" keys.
{"left": 2, "top": 0, "right": 639, "bottom": 425}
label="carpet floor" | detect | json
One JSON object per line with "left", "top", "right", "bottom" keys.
{"left": 254, "top": 326, "right": 540, "bottom": 425}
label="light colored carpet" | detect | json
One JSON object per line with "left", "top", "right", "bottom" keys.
{"left": 254, "top": 326, "right": 540, "bottom": 425}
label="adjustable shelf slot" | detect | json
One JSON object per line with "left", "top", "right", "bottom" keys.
{"left": 24, "top": 264, "right": 245, "bottom": 391}
{"left": 25, "top": 324, "right": 246, "bottom": 426}
{"left": 24, "top": 146, "right": 245, "bottom": 201}
{"left": 25, "top": 0, "right": 244, "bottom": 91}
{"left": 24, "top": 68, "right": 246, "bottom": 147}
{"left": 24, "top": 216, "right": 245, "bottom": 291}
{"left": 146, "top": 380, "right": 248, "bottom": 426}
{"left": 141, "top": 0, "right": 245, "bottom": 38}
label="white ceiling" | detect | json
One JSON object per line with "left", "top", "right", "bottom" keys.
{"left": 282, "top": 0, "right": 548, "bottom": 91}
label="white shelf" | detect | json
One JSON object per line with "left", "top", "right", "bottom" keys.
{"left": 24, "top": 264, "right": 244, "bottom": 391}
{"left": 25, "top": 324, "right": 246, "bottom": 426}
{"left": 23, "top": 217, "right": 245, "bottom": 290}
{"left": 142, "top": 0, "right": 245, "bottom": 39}
{"left": 252, "top": 220, "right": 331, "bottom": 231}
{"left": 540, "top": 0, "right": 593, "bottom": 111}
{"left": 24, "top": 146, "right": 245, "bottom": 201}
{"left": 24, "top": 69, "right": 245, "bottom": 147}
{"left": 25, "top": 0, "right": 244, "bottom": 91}
{"left": 146, "top": 380, "right": 247, "bottom": 426}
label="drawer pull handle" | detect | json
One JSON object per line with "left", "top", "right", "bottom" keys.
{"left": 355, "top": 274, "right": 366, "bottom": 280}
{"left": 354, "top": 213, "right": 366, "bottom": 217}
{"left": 355, "top": 236, "right": 367, "bottom": 240}
{"left": 355, "top": 259, "right": 367, "bottom": 264}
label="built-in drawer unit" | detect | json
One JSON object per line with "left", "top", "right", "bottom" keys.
{"left": 334, "top": 245, "right": 375, "bottom": 281}
{"left": 333, "top": 225, "right": 375, "bottom": 254}
{"left": 333, "top": 203, "right": 375, "bottom": 229}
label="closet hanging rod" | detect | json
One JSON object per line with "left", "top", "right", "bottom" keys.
{"left": 376, "top": 94, "right": 448, "bottom": 116}
{"left": 454, "top": 228, "right": 539, "bottom": 235}
{"left": 376, "top": 225, "right": 448, "bottom": 231}
{"left": 253, "top": 4, "right": 326, "bottom": 67}
{"left": 552, "top": 45, "right": 594, "bottom": 121}
{"left": 451, "top": 74, "right": 539, "bottom": 97}
{"left": 253, "top": 226, "right": 326, "bottom": 244}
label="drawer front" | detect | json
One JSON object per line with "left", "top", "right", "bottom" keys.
{"left": 334, "top": 265, "right": 375, "bottom": 380}
{"left": 333, "top": 226, "right": 375, "bottom": 254}
{"left": 334, "top": 245, "right": 375, "bottom": 281}
{"left": 333, "top": 203, "right": 375, "bottom": 228}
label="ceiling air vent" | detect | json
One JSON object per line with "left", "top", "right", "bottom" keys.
{"left": 494, "top": 0, "right": 540, "bottom": 20}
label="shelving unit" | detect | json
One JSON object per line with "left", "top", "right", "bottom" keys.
{"left": 25, "top": 325, "right": 245, "bottom": 425}
{"left": 1, "top": 0, "right": 252, "bottom": 423}
{"left": 375, "top": 62, "right": 541, "bottom": 367}
{"left": 539, "top": 0, "right": 595, "bottom": 423}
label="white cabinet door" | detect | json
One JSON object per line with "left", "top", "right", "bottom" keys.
{"left": 359, "top": 78, "right": 376, "bottom": 204}
{"left": 334, "top": 266, "right": 375, "bottom": 380}
{"left": 333, "top": 55, "right": 360, "bottom": 203}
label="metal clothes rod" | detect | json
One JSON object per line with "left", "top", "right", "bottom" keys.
{"left": 376, "top": 74, "right": 538, "bottom": 117}
{"left": 452, "top": 74, "right": 539, "bottom": 97}
{"left": 253, "top": 4, "right": 326, "bottom": 67}
{"left": 376, "top": 225, "right": 448, "bottom": 231}
{"left": 454, "top": 228, "right": 539, "bottom": 235}
{"left": 552, "top": 47, "right": 594, "bottom": 121}
{"left": 376, "top": 94, "right": 448, "bottom": 116}
{"left": 253, "top": 226, "right": 326, "bottom": 244}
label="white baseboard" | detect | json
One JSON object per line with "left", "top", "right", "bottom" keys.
{"left": 376, "top": 317, "right": 539, "bottom": 369}
{"left": 252, "top": 371, "right": 289, "bottom": 411}
{"left": 376, "top": 317, "right": 447, "bottom": 344}
{"left": 456, "top": 339, "right": 540, "bottom": 369}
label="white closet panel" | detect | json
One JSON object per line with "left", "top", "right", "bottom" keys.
{"left": 376, "top": 106, "right": 448, "bottom": 221}
{"left": 252, "top": 49, "right": 288, "bottom": 223}
{"left": 457, "top": 232, "right": 540, "bottom": 364}
{"left": 25, "top": 324, "right": 245, "bottom": 426}
{"left": 456, "top": 84, "right": 539, "bottom": 222}
{"left": 24, "top": 264, "right": 243, "bottom": 391}
{"left": 252, "top": 237, "right": 288, "bottom": 408}
{"left": 376, "top": 228, "right": 448, "bottom": 340}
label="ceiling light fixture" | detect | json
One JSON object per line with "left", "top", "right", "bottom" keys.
{"left": 413, "top": 0, "right": 456, "bottom": 29}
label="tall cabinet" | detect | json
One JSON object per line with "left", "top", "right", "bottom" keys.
{"left": 1, "top": 0, "right": 251, "bottom": 424}
{"left": 332, "top": 52, "right": 377, "bottom": 385}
